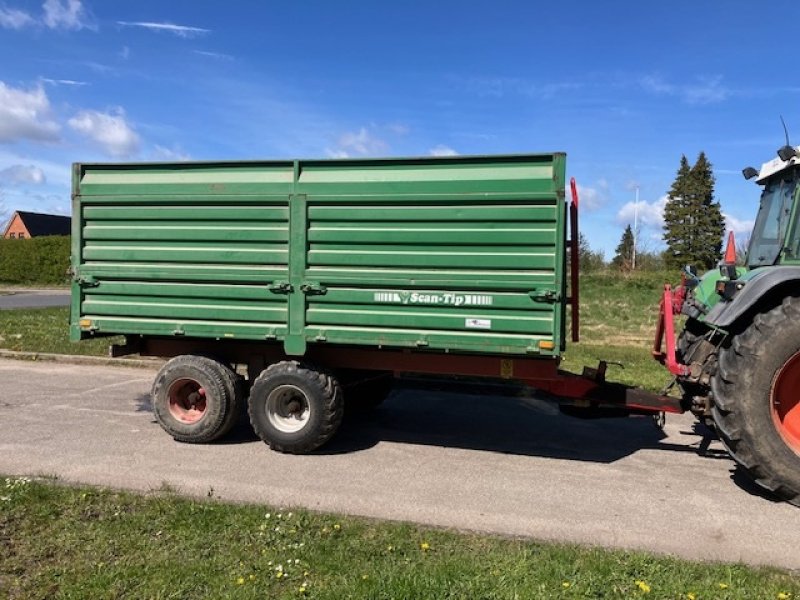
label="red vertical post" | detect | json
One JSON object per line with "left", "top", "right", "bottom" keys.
{"left": 569, "top": 177, "right": 580, "bottom": 342}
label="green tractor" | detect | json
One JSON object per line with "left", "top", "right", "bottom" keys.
{"left": 656, "top": 143, "right": 800, "bottom": 505}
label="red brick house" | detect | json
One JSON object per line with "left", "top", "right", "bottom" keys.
{"left": 2, "top": 211, "right": 71, "bottom": 239}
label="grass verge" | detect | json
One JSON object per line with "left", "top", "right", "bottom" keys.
{"left": 0, "top": 307, "right": 122, "bottom": 356}
{"left": 1, "top": 476, "right": 797, "bottom": 600}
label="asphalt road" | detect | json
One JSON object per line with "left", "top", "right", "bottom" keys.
{"left": 1, "top": 357, "right": 798, "bottom": 569}
{"left": 0, "top": 290, "right": 70, "bottom": 309}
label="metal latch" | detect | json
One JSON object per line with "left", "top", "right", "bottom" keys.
{"left": 529, "top": 289, "right": 561, "bottom": 303}
{"left": 300, "top": 282, "right": 327, "bottom": 296}
{"left": 77, "top": 276, "right": 99, "bottom": 287}
{"left": 268, "top": 281, "right": 293, "bottom": 294}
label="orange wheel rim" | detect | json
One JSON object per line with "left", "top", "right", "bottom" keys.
{"left": 771, "top": 351, "right": 800, "bottom": 455}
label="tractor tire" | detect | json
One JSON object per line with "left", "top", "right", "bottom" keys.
{"left": 247, "top": 361, "right": 343, "bottom": 454}
{"left": 711, "top": 297, "right": 800, "bottom": 506}
{"left": 151, "top": 355, "right": 235, "bottom": 443}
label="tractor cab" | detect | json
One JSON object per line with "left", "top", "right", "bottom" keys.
{"left": 746, "top": 149, "right": 800, "bottom": 267}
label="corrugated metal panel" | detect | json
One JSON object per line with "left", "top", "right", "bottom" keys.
{"left": 76, "top": 163, "right": 292, "bottom": 340}
{"left": 298, "top": 156, "right": 563, "bottom": 355}
{"left": 72, "top": 154, "right": 566, "bottom": 356}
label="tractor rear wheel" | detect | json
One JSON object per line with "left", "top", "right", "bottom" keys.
{"left": 711, "top": 297, "right": 800, "bottom": 506}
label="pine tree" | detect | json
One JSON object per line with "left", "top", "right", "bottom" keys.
{"left": 612, "top": 224, "right": 635, "bottom": 270}
{"left": 662, "top": 152, "right": 725, "bottom": 270}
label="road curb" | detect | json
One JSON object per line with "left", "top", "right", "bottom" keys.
{"left": 0, "top": 349, "right": 162, "bottom": 369}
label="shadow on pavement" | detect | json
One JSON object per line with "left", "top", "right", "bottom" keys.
{"left": 318, "top": 388, "right": 706, "bottom": 463}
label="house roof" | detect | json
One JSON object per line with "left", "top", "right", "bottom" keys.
{"left": 5, "top": 211, "right": 71, "bottom": 237}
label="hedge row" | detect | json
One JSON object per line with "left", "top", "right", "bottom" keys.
{"left": 0, "top": 236, "right": 71, "bottom": 285}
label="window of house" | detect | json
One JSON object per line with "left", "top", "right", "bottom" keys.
{"left": 9, "top": 233, "right": 15, "bottom": 238}
{"left": 18, "top": 232, "right": 24, "bottom": 239}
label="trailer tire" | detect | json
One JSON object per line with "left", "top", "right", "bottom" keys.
{"left": 711, "top": 296, "right": 800, "bottom": 506}
{"left": 216, "top": 362, "right": 244, "bottom": 437}
{"left": 151, "top": 355, "right": 234, "bottom": 443}
{"left": 247, "top": 361, "right": 343, "bottom": 454}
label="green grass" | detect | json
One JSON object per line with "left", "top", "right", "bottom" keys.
{"left": 1, "top": 476, "right": 797, "bottom": 600}
{"left": 564, "top": 270, "right": 676, "bottom": 392}
{"left": 0, "top": 306, "right": 122, "bottom": 356}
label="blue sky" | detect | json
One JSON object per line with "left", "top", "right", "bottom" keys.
{"left": 1, "top": 0, "right": 798, "bottom": 258}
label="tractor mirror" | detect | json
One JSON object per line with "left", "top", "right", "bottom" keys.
{"left": 742, "top": 167, "right": 759, "bottom": 180}
{"left": 777, "top": 145, "right": 799, "bottom": 162}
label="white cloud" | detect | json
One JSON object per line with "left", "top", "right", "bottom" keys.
{"left": 724, "top": 213, "right": 754, "bottom": 237}
{"left": 0, "top": 81, "right": 60, "bottom": 143}
{"left": 429, "top": 144, "right": 458, "bottom": 157}
{"left": 194, "top": 50, "right": 233, "bottom": 60}
{"left": 117, "top": 21, "right": 210, "bottom": 38}
{"left": 0, "top": 6, "right": 35, "bottom": 29}
{"left": 68, "top": 108, "right": 140, "bottom": 157}
{"left": 574, "top": 178, "right": 609, "bottom": 211}
{"left": 640, "top": 74, "right": 729, "bottom": 105}
{"left": 617, "top": 194, "right": 668, "bottom": 228}
{"left": 42, "top": 78, "right": 87, "bottom": 86}
{"left": 0, "top": 164, "right": 47, "bottom": 185}
{"left": 462, "top": 76, "right": 581, "bottom": 100}
{"left": 327, "top": 127, "right": 387, "bottom": 157}
{"left": 43, "top": 0, "right": 92, "bottom": 30}
{"left": 152, "top": 144, "right": 190, "bottom": 162}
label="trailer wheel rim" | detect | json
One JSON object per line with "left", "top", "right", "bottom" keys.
{"left": 167, "top": 378, "right": 208, "bottom": 424}
{"left": 771, "top": 350, "right": 800, "bottom": 455}
{"left": 266, "top": 384, "right": 311, "bottom": 434}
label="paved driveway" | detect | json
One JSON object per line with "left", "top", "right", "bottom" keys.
{"left": 1, "top": 358, "right": 798, "bottom": 569}
{"left": 0, "top": 290, "right": 70, "bottom": 309}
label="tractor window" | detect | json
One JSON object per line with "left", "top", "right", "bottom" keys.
{"left": 747, "top": 174, "right": 798, "bottom": 267}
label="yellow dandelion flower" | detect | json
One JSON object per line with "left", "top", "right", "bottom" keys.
{"left": 299, "top": 586, "right": 307, "bottom": 594}
{"left": 718, "top": 583, "right": 729, "bottom": 590}
{"left": 562, "top": 581, "right": 571, "bottom": 588}
{"left": 420, "top": 542, "right": 430, "bottom": 551}
{"left": 333, "top": 523, "right": 341, "bottom": 530}
{"left": 249, "top": 574, "right": 255, "bottom": 581}
{"left": 635, "top": 580, "right": 651, "bottom": 593}
{"left": 778, "top": 593, "right": 791, "bottom": 600}
{"left": 362, "top": 574, "right": 368, "bottom": 580}
{"left": 686, "top": 593, "right": 696, "bottom": 600}
{"left": 236, "top": 577, "right": 245, "bottom": 585}
{"left": 276, "top": 571, "right": 284, "bottom": 579}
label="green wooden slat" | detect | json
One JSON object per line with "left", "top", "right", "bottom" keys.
{"left": 306, "top": 307, "right": 553, "bottom": 335}
{"left": 89, "top": 281, "right": 278, "bottom": 301}
{"left": 83, "top": 244, "right": 288, "bottom": 264}
{"left": 303, "top": 267, "right": 555, "bottom": 289}
{"left": 309, "top": 204, "right": 555, "bottom": 222}
{"left": 307, "top": 288, "right": 547, "bottom": 309}
{"left": 83, "top": 296, "right": 286, "bottom": 323}
{"left": 304, "top": 326, "right": 552, "bottom": 355}
{"left": 308, "top": 223, "right": 554, "bottom": 245}
{"left": 84, "top": 223, "right": 289, "bottom": 242}
{"left": 84, "top": 205, "right": 289, "bottom": 221}
{"left": 83, "top": 315, "right": 287, "bottom": 339}
{"left": 81, "top": 263, "right": 287, "bottom": 283}
{"left": 308, "top": 248, "right": 556, "bottom": 269}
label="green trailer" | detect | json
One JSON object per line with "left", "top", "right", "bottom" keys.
{"left": 71, "top": 154, "right": 677, "bottom": 453}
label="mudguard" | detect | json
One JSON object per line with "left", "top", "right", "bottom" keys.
{"left": 704, "top": 266, "right": 800, "bottom": 328}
